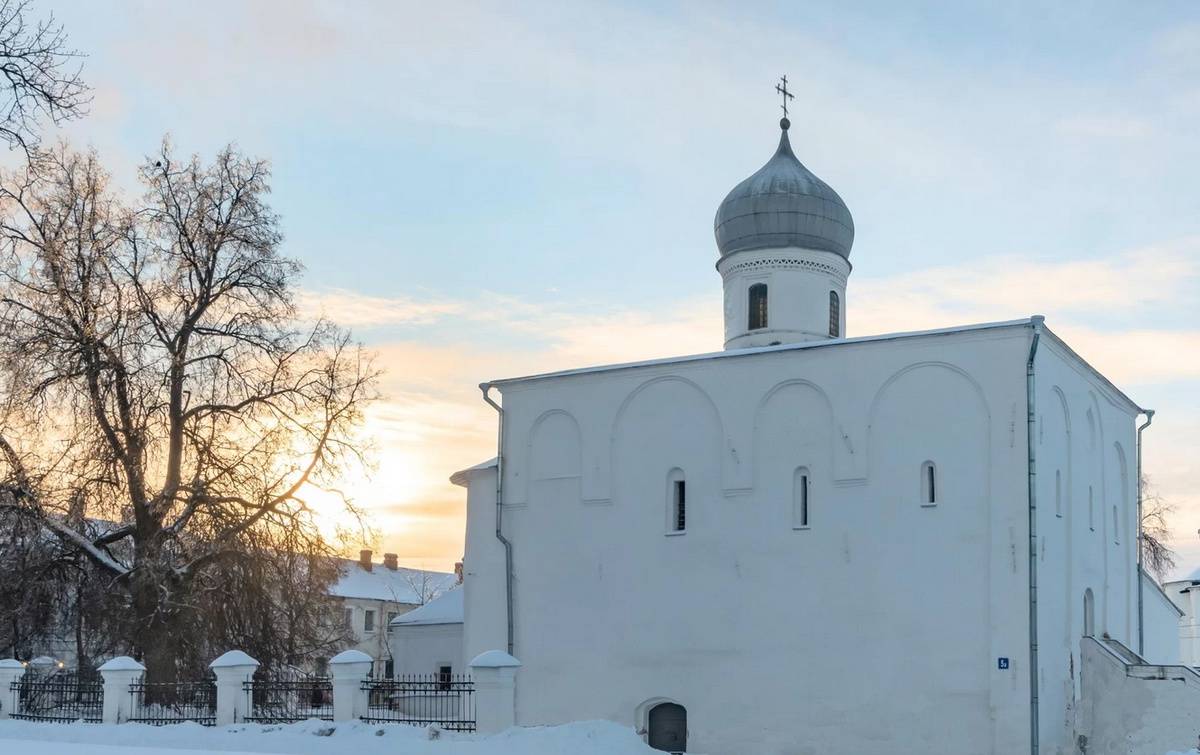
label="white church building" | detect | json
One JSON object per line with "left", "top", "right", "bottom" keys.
{"left": 452, "top": 109, "right": 1193, "bottom": 754}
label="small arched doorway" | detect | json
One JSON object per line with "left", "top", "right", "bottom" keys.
{"left": 648, "top": 702, "right": 687, "bottom": 753}
{"left": 1083, "top": 588, "right": 1095, "bottom": 637}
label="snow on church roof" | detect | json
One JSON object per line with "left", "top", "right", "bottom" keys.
{"left": 488, "top": 318, "right": 1030, "bottom": 387}
{"left": 389, "top": 586, "right": 463, "bottom": 627}
{"left": 329, "top": 559, "right": 458, "bottom": 604}
{"left": 484, "top": 317, "right": 1143, "bottom": 413}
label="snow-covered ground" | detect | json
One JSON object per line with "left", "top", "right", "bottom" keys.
{"left": 0, "top": 719, "right": 661, "bottom": 755}
{"left": 3, "top": 720, "right": 1196, "bottom": 755}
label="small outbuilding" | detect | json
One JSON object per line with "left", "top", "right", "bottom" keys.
{"left": 387, "top": 587, "right": 464, "bottom": 679}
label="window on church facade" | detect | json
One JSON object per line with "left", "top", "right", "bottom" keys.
{"left": 748, "top": 283, "right": 768, "bottom": 330}
{"left": 1088, "top": 486, "right": 1094, "bottom": 531}
{"left": 668, "top": 469, "right": 686, "bottom": 533}
{"left": 1055, "top": 470, "right": 1062, "bottom": 518}
{"left": 829, "top": 291, "right": 840, "bottom": 337}
{"left": 793, "top": 467, "right": 810, "bottom": 528}
{"left": 921, "top": 461, "right": 937, "bottom": 505}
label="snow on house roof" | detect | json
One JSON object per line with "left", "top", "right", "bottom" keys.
{"left": 329, "top": 559, "right": 457, "bottom": 604}
{"left": 389, "top": 586, "right": 463, "bottom": 627}
{"left": 451, "top": 456, "right": 498, "bottom": 487}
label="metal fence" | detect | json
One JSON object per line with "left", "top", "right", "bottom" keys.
{"left": 361, "top": 674, "right": 475, "bottom": 731}
{"left": 9, "top": 669, "right": 103, "bottom": 723}
{"left": 126, "top": 677, "right": 216, "bottom": 726}
{"left": 243, "top": 669, "right": 333, "bottom": 723}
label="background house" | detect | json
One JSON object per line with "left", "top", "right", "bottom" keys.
{"left": 327, "top": 550, "right": 458, "bottom": 674}
{"left": 387, "top": 586, "right": 464, "bottom": 679}
{"left": 1161, "top": 569, "right": 1200, "bottom": 666}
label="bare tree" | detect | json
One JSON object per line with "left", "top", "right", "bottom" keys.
{"left": 398, "top": 567, "right": 450, "bottom": 606}
{"left": 0, "top": 141, "right": 376, "bottom": 680}
{"left": 0, "top": 0, "right": 88, "bottom": 154}
{"left": 1140, "top": 474, "right": 1176, "bottom": 581}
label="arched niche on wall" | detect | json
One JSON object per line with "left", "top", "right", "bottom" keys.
{"left": 526, "top": 409, "right": 583, "bottom": 505}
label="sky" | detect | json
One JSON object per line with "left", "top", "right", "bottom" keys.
{"left": 27, "top": 0, "right": 1200, "bottom": 575}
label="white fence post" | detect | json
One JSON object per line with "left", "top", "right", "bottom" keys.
{"left": 329, "top": 650, "right": 373, "bottom": 722}
{"left": 210, "top": 650, "right": 259, "bottom": 726}
{"left": 470, "top": 650, "right": 521, "bottom": 735}
{"left": 97, "top": 656, "right": 145, "bottom": 724}
{"left": 0, "top": 659, "right": 25, "bottom": 719}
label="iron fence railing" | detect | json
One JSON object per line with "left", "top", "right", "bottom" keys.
{"left": 9, "top": 669, "right": 102, "bottom": 723}
{"left": 243, "top": 669, "right": 333, "bottom": 723}
{"left": 126, "top": 677, "right": 216, "bottom": 726}
{"left": 360, "top": 674, "right": 475, "bottom": 731}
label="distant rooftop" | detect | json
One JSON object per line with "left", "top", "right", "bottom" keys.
{"left": 330, "top": 556, "right": 457, "bottom": 604}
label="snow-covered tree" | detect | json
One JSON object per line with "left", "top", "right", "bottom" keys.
{"left": 0, "top": 142, "right": 376, "bottom": 680}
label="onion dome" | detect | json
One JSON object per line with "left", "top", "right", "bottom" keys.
{"left": 714, "top": 118, "right": 854, "bottom": 259}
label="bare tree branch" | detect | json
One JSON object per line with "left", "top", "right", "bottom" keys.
{"left": 1140, "top": 474, "right": 1177, "bottom": 581}
{"left": 0, "top": 0, "right": 89, "bottom": 155}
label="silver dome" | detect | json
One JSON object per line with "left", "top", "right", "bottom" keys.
{"left": 714, "top": 119, "right": 854, "bottom": 259}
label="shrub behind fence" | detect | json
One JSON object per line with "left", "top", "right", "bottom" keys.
{"left": 243, "top": 669, "right": 333, "bottom": 723}
{"left": 361, "top": 673, "right": 475, "bottom": 731}
{"left": 126, "top": 677, "right": 216, "bottom": 726}
{"left": 9, "top": 669, "right": 103, "bottom": 723}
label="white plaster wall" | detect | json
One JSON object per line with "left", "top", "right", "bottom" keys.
{"left": 471, "top": 325, "right": 1039, "bottom": 755}
{"left": 462, "top": 466, "right": 508, "bottom": 665}
{"left": 1160, "top": 579, "right": 1198, "bottom": 667}
{"left": 1032, "top": 336, "right": 1144, "bottom": 755}
{"left": 1076, "top": 637, "right": 1200, "bottom": 755}
{"left": 340, "top": 596, "right": 414, "bottom": 663}
{"left": 389, "top": 623, "right": 465, "bottom": 678}
{"left": 1142, "top": 573, "right": 1183, "bottom": 666}
{"left": 718, "top": 248, "right": 849, "bottom": 348}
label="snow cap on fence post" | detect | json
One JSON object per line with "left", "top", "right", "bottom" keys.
{"left": 0, "top": 659, "right": 25, "bottom": 720}
{"left": 97, "top": 656, "right": 145, "bottom": 725}
{"left": 329, "top": 649, "right": 373, "bottom": 722}
{"left": 470, "top": 650, "right": 521, "bottom": 735}
{"left": 210, "top": 650, "right": 259, "bottom": 726}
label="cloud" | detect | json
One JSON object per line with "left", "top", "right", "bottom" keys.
{"left": 298, "top": 288, "right": 463, "bottom": 327}
{"left": 854, "top": 242, "right": 1200, "bottom": 330}
{"left": 1053, "top": 115, "right": 1153, "bottom": 141}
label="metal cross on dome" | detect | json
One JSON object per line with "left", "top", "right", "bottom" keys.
{"left": 775, "top": 75, "right": 795, "bottom": 118}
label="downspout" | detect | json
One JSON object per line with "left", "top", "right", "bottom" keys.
{"left": 1026, "top": 314, "right": 1044, "bottom": 755}
{"left": 480, "top": 383, "right": 515, "bottom": 656}
{"left": 1136, "top": 409, "right": 1155, "bottom": 657}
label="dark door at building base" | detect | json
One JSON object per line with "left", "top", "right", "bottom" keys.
{"left": 648, "top": 703, "right": 687, "bottom": 753}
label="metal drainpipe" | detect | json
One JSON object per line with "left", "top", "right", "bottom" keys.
{"left": 480, "top": 383, "right": 515, "bottom": 656}
{"left": 1026, "top": 314, "right": 1044, "bottom": 755}
{"left": 1136, "top": 409, "right": 1155, "bottom": 657}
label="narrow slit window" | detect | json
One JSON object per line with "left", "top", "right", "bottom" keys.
{"left": 921, "top": 461, "right": 937, "bottom": 505}
{"left": 668, "top": 469, "right": 686, "bottom": 533}
{"left": 1088, "top": 486, "right": 1094, "bottom": 531}
{"left": 793, "top": 467, "right": 810, "bottom": 528}
{"left": 1112, "top": 506, "right": 1119, "bottom": 544}
{"left": 829, "top": 291, "right": 840, "bottom": 337}
{"left": 1055, "top": 470, "right": 1062, "bottom": 518}
{"left": 748, "top": 283, "right": 768, "bottom": 330}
